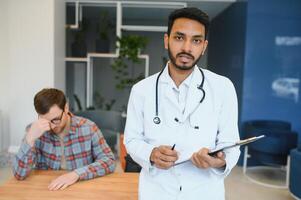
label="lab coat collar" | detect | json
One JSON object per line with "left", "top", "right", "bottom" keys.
{"left": 158, "top": 63, "right": 204, "bottom": 117}
{"left": 159, "top": 62, "right": 193, "bottom": 89}
{"left": 183, "top": 66, "right": 206, "bottom": 121}
{"left": 159, "top": 62, "right": 171, "bottom": 84}
{"left": 160, "top": 65, "right": 179, "bottom": 109}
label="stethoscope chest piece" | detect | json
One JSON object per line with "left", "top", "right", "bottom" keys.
{"left": 153, "top": 116, "right": 161, "bottom": 124}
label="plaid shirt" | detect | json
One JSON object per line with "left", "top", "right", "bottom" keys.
{"left": 13, "top": 114, "right": 116, "bottom": 180}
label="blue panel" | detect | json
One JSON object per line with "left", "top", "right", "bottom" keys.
{"left": 242, "top": 0, "right": 301, "bottom": 141}
{"left": 208, "top": 2, "right": 247, "bottom": 121}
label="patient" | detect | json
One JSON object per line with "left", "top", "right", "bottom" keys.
{"left": 13, "top": 88, "right": 115, "bottom": 190}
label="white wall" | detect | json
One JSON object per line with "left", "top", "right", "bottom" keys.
{"left": 54, "top": 0, "right": 66, "bottom": 90}
{"left": 0, "top": 1, "right": 10, "bottom": 151}
{"left": 0, "top": 1, "right": 9, "bottom": 109}
{"left": 0, "top": 0, "right": 65, "bottom": 150}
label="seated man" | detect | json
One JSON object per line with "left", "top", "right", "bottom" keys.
{"left": 13, "top": 88, "right": 115, "bottom": 190}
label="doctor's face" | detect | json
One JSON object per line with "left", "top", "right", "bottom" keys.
{"left": 164, "top": 18, "right": 208, "bottom": 71}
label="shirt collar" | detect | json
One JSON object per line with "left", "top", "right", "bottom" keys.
{"left": 69, "top": 113, "right": 87, "bottom": 134}
{"left": 68, "top": 112, "right": 76, "bottom": 134}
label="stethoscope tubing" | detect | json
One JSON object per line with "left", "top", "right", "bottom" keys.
{"left": 154, "top": 66, "right": 205, "bottom": 125}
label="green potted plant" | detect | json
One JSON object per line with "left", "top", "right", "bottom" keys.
{"left": 71, "top": 17, "right": 89, "bottom": 57}
{"left": 93, "top": 91, "right": 116, "bottom": 111}
{"left": 111, "top": 35, "right": 148, "bottom": 90}
{"left": 96, "top": 11, "right": 114, "bottom": 53}
{"left": 73, "top": 91, "right": 116, "bottom": 111}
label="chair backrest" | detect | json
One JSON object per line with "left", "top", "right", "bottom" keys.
{"left": 74, "top": 110, "right": 124, "bottom": 152}
{"left": 243, "top": 120, "right": 291, "bottom": 132}
{"left": 125, "top": 154, "right": 142, "bottom": 172}
{"left": 242, "top": 120, "right": 298, "bottom": 166}
{"left": 75, "top": 110, "right": 124, "bottom": 132}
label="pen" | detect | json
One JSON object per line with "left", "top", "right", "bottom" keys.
{"left": 171, "top": 144, "right": 176, "bottom": 150}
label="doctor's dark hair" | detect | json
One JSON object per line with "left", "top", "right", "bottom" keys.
{"left": 167, "top": 7, "right": 210, "bottom": 39}
{"left": 34, "top": 88, "right": 66, "bottom": 114}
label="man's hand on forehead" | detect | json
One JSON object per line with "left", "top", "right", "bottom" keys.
{"left": 26, "top": 118, "right": 51, "bottom": 147}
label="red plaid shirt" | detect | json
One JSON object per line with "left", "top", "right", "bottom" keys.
{"left": 13, "top": 114, "right": 116, "bottom": 180}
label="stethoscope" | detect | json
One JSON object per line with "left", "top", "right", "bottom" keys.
{"left": 153, "top": 67, "right": 206, "bottom": 126}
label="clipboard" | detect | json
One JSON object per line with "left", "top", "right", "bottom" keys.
{"left": 208, "top": 135, "right": 265, "bottom": 156}
{"left": 174, "top": 135, "right": 265, "bottom": 166}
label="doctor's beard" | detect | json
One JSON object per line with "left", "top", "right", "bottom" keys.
{"left": 168, "top": 46, "right": 203, "bottom": 71}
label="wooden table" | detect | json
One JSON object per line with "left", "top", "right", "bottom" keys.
{"left": 0, "top": 170, "right": 139, "bottom": 200}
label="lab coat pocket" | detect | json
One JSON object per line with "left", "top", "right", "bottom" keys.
{"left": 185, "top": 179, "right": 225, "bottom": 200}
{"left": 152, "top": 168, "right": 180, "bottom": 196}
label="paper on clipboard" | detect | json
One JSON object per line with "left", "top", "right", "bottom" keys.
{"left": 174, "top": 135, "right": 265, "bottom": 166}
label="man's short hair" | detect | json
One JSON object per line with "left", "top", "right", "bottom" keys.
{"left": 34, "top": 88, "right": 66, "bottom": 114}
{"left": 167, "top": 7, "right": 210, "bottom": 39}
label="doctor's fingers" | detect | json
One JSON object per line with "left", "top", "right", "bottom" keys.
{"left": 210, "top": 153, "right": 226, "bottom": 168}
{"left": 158, "top": 146, "right": 178, "bottom": 157}
{"left": 198, "top": 152, "right": 219, "bottom": 167}
{"left": 152, "top": 149, "right": 177, "bottom": 162}
{"left": 203, "top": 153, "right": 226, "bottom": 168}
{"left": 158, "top": 154, "right": 178, "bottom": 162}
{"left": 155, "top": 159, "right": 174, "bottom": 169}
{"left": 191, "top": 153, "right": 210, "bottom": 169}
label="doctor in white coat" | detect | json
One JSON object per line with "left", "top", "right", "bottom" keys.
{"left": 124, "top": 7, "right": 240, "bottom": 200}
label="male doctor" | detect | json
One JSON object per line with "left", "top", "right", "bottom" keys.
{"left": 124, "top": 7, "right": 240, "bottom": 200}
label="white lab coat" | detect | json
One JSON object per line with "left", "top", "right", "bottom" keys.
{"left": 124, "top": 65, "right": 240, "bottom": 200}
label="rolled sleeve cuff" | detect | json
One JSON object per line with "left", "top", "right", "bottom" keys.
{"left": 74, "top": 167, "right": 88, "bottom": 180}
{"left": 20, "top": 141, "right": 35, "bottom": 155}
{"left": 130, "top": 143, "right": 157, "bottom": 175}
{"left": 141, "top": 144, "right": 157, "bottom": 173}
{"left": 210, "top": 149, "right": 239, "bottom": 177}
{"left": 211, "top": 164, "right": 229, "bottom": 177}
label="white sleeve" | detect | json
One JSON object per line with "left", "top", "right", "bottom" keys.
{"left": 124, "top": 86, "right": 156, "bottom": 173}
{"left": 211, "top": 78, "right": 241, "bottom": 177}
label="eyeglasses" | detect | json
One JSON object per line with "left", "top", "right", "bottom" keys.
{"left": 50, "top": 110, "right": 64, "bottom": 125}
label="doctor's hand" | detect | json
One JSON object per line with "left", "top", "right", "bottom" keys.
{"left": 150, "top": 145, "right": 178, "bottom": 169}
{"left": 191, "top": 148, "right": 226, "bottom": 169}
{"left": 48, "top": 171, "right": 79, "bottom": 191}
